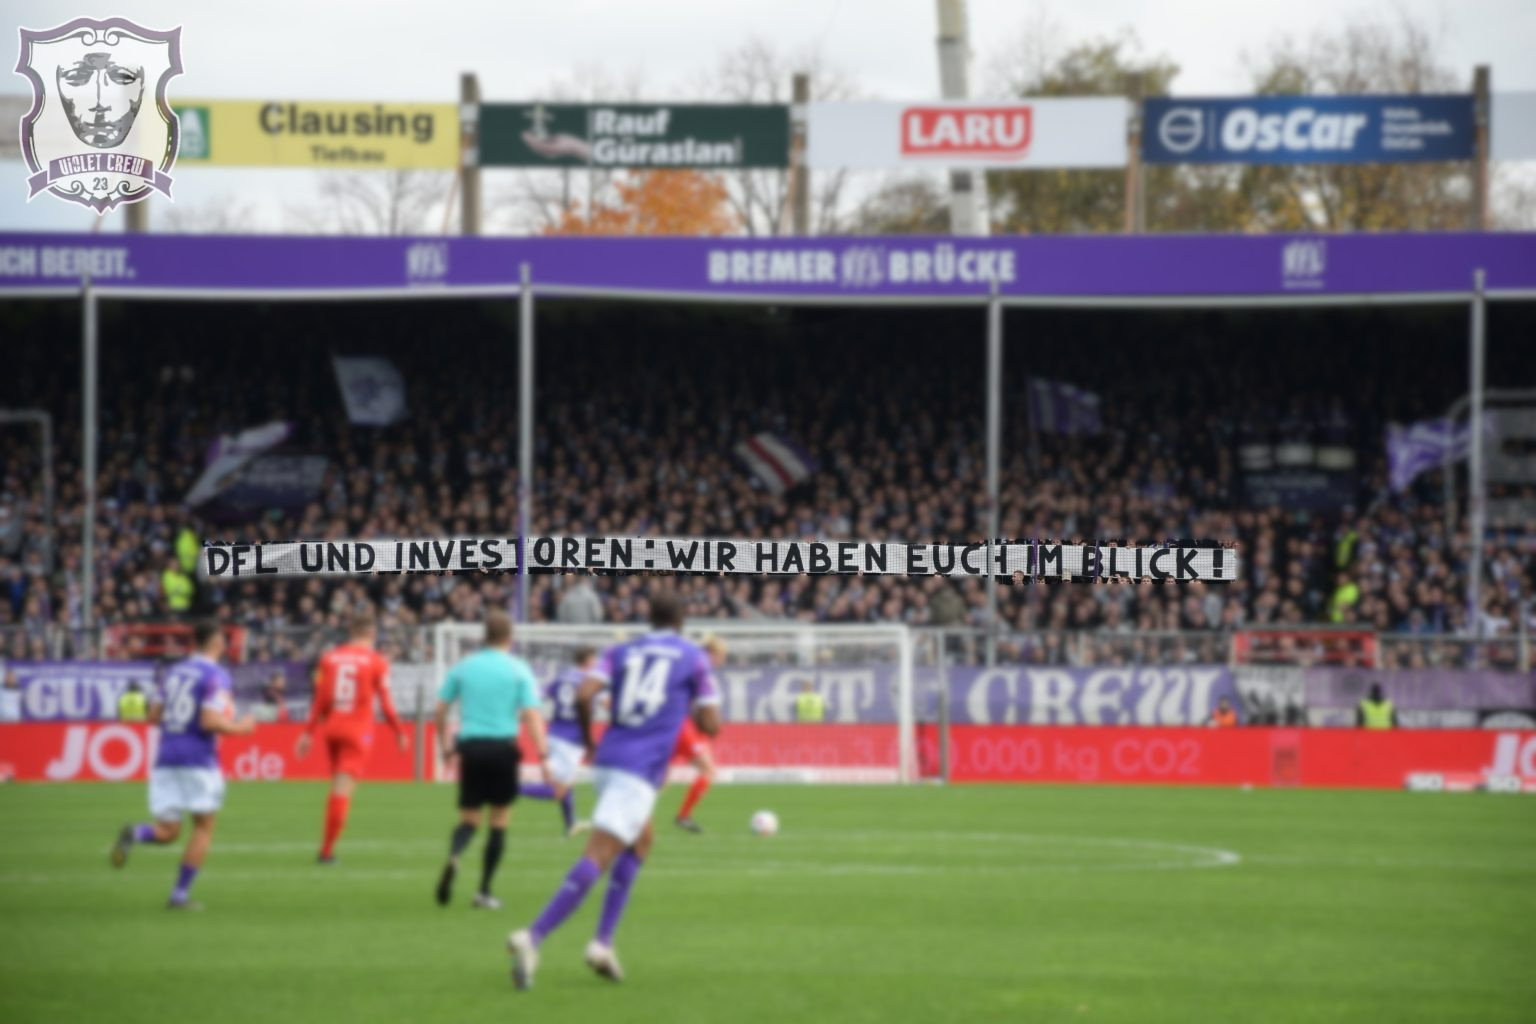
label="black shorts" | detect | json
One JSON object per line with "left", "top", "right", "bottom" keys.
{"left": 457, "top": 739, "right": 521, "bottom": 809}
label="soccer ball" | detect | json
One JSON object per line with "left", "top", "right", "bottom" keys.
{"left": 750, "top": 810, "right": 779, "bottom": 836}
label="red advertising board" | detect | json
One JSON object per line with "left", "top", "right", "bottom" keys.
{"left": 0, "top": 723, "right": 420, "bottom": 782}
{"left": 0, "top": 722, "right": 899, "bottom": 784}
{"left": 514, "top": 724, "right": 905, "bottom": 783}
{"left": 7, "top": 723, "right": 1533, "bottom": 789}
{"left": 707, "top": 723, "right": 902, "bottom": 782}
{"left": 948, "top": 726, "right": 1536, "bottom": 788}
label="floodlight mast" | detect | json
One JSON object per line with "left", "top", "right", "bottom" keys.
{"left": 936, "top": 0, "right": 990, "bottom": 237}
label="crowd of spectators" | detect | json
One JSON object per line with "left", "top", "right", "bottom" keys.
{"left": 1, "top": 299, "right": 1532, "bottom": 664}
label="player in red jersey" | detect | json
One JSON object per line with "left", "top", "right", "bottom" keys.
{"left": 673, "top": 634, "right": 724, "bottom": 833}
{"left": 295, "top": 610, "right": 408, "bottom": 863}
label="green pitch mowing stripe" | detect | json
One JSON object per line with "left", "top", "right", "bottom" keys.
{"left": 0, "top": 782, "right": 1532, "bottom": 1024}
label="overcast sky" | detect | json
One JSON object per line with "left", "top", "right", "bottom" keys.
{"left": 4, "top": 0, "right": 1533, "bottom": 232}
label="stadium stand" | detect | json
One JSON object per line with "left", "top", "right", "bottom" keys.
{"left": 0, "top": 299, "right": 1531, "bottom": 666}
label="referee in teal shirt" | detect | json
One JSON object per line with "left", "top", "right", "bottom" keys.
{"left": 433, "top": 610, "right": 549, "bottom": 909}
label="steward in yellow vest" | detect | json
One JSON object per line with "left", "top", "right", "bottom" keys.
{"left": 118, "top": 683, "right": 149, "bottom": 722}
{"left": 795, "top": 684, "right": 826, "bottom": 723}
{"left": 1356, "top": 683, "right": 1397, "bottom": 730}
{"left": 162, "top": 560, "right": 194, "bottom": 614}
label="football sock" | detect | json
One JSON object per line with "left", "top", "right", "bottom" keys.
{"left": 595, "top": 850, "right": 642, "bottom": 946}
{"left": 559, "top": 790, "right": 575, "bottom": 831}
{"left": 171, "top": 863, "right": 198, "bottom": 900}
{"left": 449, "top": 822, "right": 476, "bottom": 861}
{"left": 480, "top": 827, "right": 505, "bottom": 895}
{"left": 678, "top": 776, "right": 711, "bottom": 819}
{"left": 530, "top": 856, "right": 601, "bottom": 944}
{"left": 519, "top": 784, "right": 575, "bottom": 829}
{"left": 133, "top": 823, "right": 160, "bottom": 843}
{"left": 320, "top": 794, "right": 350, "bottom": 858}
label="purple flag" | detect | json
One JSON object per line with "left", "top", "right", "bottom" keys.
{"left": 1027, "top": 378, "right": 1102, "bottom": 435}
{"left": 1386, "top": 415, "right": 1492, "bottom": 492}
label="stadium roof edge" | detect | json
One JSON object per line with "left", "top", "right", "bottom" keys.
{"left": 0, "top": 231, "right": 1532, "bottom": 303}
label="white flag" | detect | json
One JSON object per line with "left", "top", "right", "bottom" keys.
{"left": 184, "top": 421, "right": 292, "bottom": 507}
{"left": 333, "top": 356, "right": 406, "bottom": 426}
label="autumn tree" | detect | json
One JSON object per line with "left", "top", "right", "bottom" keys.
{"left": 861, "top": 9, "right": 1515, "bottom": 235}
{"left": 851, "top": 28, "right": 1186, "bottom": 235}
{"left": 544, "top": 170, "right": 737, "bottom": 235}
{"left": 988, "top": 32, "right": 1179, "bottom": 234}
{"left": 486, "top": 67, "right": 646, "bottom": 234}
{"left": 845, "top": 177, "right": 950, "bottom": 234}
{"left": 1229, "top": 14, "right": 1473, "bottom": 232}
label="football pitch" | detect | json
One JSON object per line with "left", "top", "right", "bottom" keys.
{"left": 1, "top": 781, "right": 1532, "bottom": 1024}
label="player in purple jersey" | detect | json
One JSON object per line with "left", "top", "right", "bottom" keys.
{"left": 518, "top": 648, "right": 596, "bottom": 836}
{"left": 110, "top": 621, "right": 255, "bottom": 909}
{"left": 507, "top": 592, "right": 720, "bottom": 988}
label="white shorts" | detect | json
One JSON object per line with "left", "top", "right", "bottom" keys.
{"left": 546, "top": 737, "right": 585, "bottom": 787}
{"left": 591, "top": 767, "right": 657, "bottom": 846}
{"left": 149, "top": 766, "right": 226, "bottom": 821}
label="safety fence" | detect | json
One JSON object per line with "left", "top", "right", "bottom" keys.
{"left": 4, "top": 622, "right": 1528, "bottom": 670}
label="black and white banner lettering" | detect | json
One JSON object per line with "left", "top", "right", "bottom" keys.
{"left": 202, "top": 535, "right": 1237, "bottom": 582}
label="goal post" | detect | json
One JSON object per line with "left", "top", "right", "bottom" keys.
{"left": 431, "top": 620, "right": 917, "bottom": 783}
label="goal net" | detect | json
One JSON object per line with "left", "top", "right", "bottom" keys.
{"left": 432, "top": 621, "right": 916, "bottom": 783}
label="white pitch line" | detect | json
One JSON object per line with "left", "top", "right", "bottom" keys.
{"left": 668, "top": 830, "right": 1244, "bottom": 872}
{"left": 0, "top": 861, "right": 1222, "bottom": 885}
{"left": 191, "top": 829, "right": 1244, "bottom": 873}
{"left": 1239, "top": 853, "right": 1536, "bottom": 873}
{"left": 9, "top": 830, "right": 1241, "bottom": 889}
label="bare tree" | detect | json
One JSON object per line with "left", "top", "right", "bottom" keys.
{"left": 1492, "top": 165, "right": 1536, "bottom": 230}
{"left": 483, "top": 68, "right": 647, "bottom": 235}
{"left": 981, "top": 3, "right": 1069, "bottom": 99}
{"left": 484, "top": 45, "right": 859, "bottom": 236}
{"left": 158, "top": 195, "right": 262, "bottom": 234}
{"left": 287, "top": 170, "right": 453, "bottom": 235}
{"left": 693, "top": 39, "right": 859, "bottom": 235}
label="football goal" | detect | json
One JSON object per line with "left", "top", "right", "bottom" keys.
{"left": 433, "top": 621, "right": 917, "bottom": 783}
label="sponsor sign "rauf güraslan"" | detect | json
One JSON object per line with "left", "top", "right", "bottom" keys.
{"left": 477, "top": 103, "right": 790, "bottom": 169}
{"left": 587, "top": 108, "right": 737, "bottom": 167}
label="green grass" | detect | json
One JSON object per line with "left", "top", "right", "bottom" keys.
{"left": 1, "top": 781, "right": 1533, "bottom": 1024}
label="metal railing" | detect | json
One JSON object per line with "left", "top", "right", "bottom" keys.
{"left": 236, "top": 623, "right": 436, "bottom": 665}
{"left": 0, "top": 621, "right": 1529, "bottom": 672}
{"left": 0, "top": 625, "right": 102, "bottom": 661}
{"left": 914, "top": 628, "right": 1234, "bottom": 668}
{"left": 1376, "top": 633, "right": 1526, "bottom": 671}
